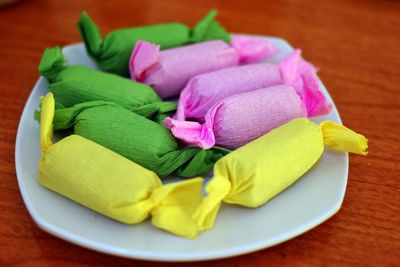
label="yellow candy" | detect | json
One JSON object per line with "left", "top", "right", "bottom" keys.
{"left": 38, "top": 93, "right": 203, "bottom": 239}
{"left": 194, "top": 118, "right": 368, "bottom": 230}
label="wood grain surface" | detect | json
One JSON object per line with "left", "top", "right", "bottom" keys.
{"left": 1, "top": 0, "right": 399, "bottom": 266}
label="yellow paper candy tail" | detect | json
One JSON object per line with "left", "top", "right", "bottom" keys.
{"left": 193, "top": 174, "right": 232, "bottom": 231}
{"left": 40, "top": 92, "right": 55, "bottom": 152}
{"left": 320, "top": 121, "right": 368, "bottom": 155}
{"left": 150, "top": 177, "right": 204, "bottom": 239}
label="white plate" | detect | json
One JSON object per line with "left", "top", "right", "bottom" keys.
{"left": 15, "top": 36, "right": 347, "bottom": 262}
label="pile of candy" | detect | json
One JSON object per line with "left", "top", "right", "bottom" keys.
{"left": 36, "top": 10, "right": 368, "bottom": 239}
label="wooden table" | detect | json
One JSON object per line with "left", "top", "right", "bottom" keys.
{"left": 1, "top": 0, "right": 399, "bottom": 265}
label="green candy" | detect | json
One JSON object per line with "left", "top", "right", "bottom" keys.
{"left": 77, "top": 10, "right": 231, "bottom": 76}
{"left": 53, "top": 101, "right": 230, "bottom": 178}
{"left": 38, "top": 46, "right": 176, "bottom": 120}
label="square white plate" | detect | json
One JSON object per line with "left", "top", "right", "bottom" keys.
{"left": 15, "top": 36, "right": 347, "bottom": 262}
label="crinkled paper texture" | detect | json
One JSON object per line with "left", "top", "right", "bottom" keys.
{"left": 52, "top": 102, "right": 229, "bottom": 178}
{"left": 166, "top": 85, "right": 307, "bottom": 149}
{"left": 38, "top": 46, "right": 178, "bottom": 121}
{"left": 194, "top": 118, "right": 368, "bottom": 230}
{"left": 175, "top": 50, "right": 323, "bottom": 122}
{"left": 38, "top": 93, "right": 204, "bottom": 239}
{"left": 130, "top": 37, "right": 278, "bottom": 98}
{"left": 78, "top": 10, "right": 231, "bottom": 76}
{"left": 39, "top": 135, "right": 203, "bottom": 239}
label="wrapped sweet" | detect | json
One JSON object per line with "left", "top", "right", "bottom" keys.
{"left": 166, "top": 81, "right": 331, "bottom": 149}
{"left": 38, "top": 93, "right": 203, "bottom": 239}
{"left": 130, "top": 37, "right": 278, "bottom": 98}
{"left": 194, "top": 118, "right": 368, "bottom": 230}
{"left": 38, "top": 46, "right": 176, "bottom": 120}
{"left": 78, "top": 10, "right": 231, "bottom": 76}
{"left": 52, "top": 100, "right": 229, "bottom": 178}
{"left": 176, "top": 49, "right": 317, "bottom": 122}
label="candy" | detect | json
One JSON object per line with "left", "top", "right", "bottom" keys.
{"left": 166, "top": 74, "right": 331, "bottom": 149}
{"left": 52, "top": 100, "right": 229, "bottom": 178}
{"left": 38, "top": 46, "right": 176, "bottom": 120}
{"left": 167, "top": 82, "right": 332, "bottom": 149}
{"left": 176, "top": 49, "right": 319, "bottom": 122}
{"left": 78, "top": 10, "right": 231, "bottom": 76}
{"left": 38, "top": 93, "right": 203, "bottom": 239}
{"left": 130, "top": 37, "right": 278, "bottom": 98}
{"left": 194, "top": 118, "right": 368, "bottom": 230}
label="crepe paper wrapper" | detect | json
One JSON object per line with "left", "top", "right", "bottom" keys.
{"left": 167, "top": 81, "right": 332, "bottom": 149}
{"left": 130, "top": 37, "right": 278, "bottom": 99}
{"left": 166, "top": 85, "right": 305, "bottom": 150}
{"left": 193, "top": 118, "right": 368, "bottom": 231}
{"left": 38, "top": 46, "right": 177, "bottom": 120}
{"left": 78, "top": 10, "right": 231, "bottom": 76}
{"left": 51, "top": 100, "right": 229, "bottom": 178}
{"left": 38, "top": 93, "right": 203, "bottom": 239}
{"left": 176, "top": 49, "right": 322, "bottom": 122}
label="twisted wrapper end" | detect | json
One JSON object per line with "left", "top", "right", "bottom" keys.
{"left": 77, "top": 12, "right": 102, "bottom": 58}
{"left": 231, "top": 35, "right": 279, "bottom": 64}
{"left": 320, "top": 121, "right": 368, "bottom": 155}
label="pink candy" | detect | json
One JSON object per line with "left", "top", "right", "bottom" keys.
{"left": 175, "top": 49, "right": 322, "bottom": 122}
{"left": 130, "top": 36, "right": 278, "bottom": 98}
{"left": 166, "top": 83, "right": 331, "bottom": 149}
